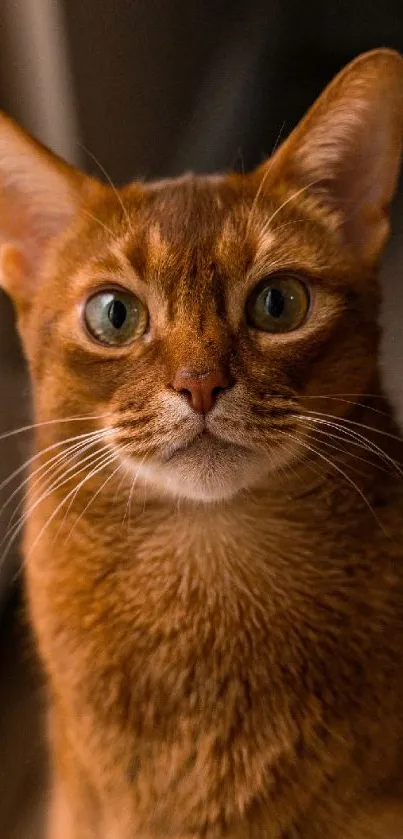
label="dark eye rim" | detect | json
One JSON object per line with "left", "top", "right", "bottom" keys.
{"left": 81, "top": 284, "right": 149, "bottom": 348}
{"left": 246, "top": 271, "right": 312, "bottom": 333}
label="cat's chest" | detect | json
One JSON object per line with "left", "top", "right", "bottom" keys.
{"left": 27, "top": 496, "right": 403, "bottom": 837}
{"left": 30, "top": 496, "right": 399, "bottom": 728}
{"left": 29, "top": 500, "right": 332, "bottom": 734}
{"left": 28, "top": 494, "right": 402, "bottom": 675}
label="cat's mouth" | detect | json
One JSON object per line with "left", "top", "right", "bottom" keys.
{"left": 151, "top": 426, "right": 263, "bottom": 502}
{"left": 122, "top": 426, "right": 267, "bottom": 502}
{"left": 162, "top": 429, "right": 237, "bottom": 463}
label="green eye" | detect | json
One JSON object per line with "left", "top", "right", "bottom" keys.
{"left": 247, "top": 275, "right": 310, "bottom": 333}
{"left": 84, "top": 289, "right": 148, "bottom": 346}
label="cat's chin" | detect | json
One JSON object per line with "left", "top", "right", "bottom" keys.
{"left": 123, "top": 434, "right": 268, "bottom": 503}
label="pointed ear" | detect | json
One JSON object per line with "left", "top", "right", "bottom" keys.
{"left": 260, "top": 49, "right": 403, "bottom": 264}
{"left": 0, "top": 112, "right": 91, "bottom": 312}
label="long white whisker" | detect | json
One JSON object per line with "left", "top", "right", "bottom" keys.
{"left": 64, "top": 445, "right": 133, "bottom": 545}
{"left": 4, "top": 431, "right": 113, "bottom": 534}
{"left": 301, "top": 394, "right": 391, "bottom": 418}
{"left": 0, "top": 437, "right": 115, "bottom": 564}
{"left": 301, "top": 408, "right": 403, "bottom": 444}
{"left": 54, "top": 443, "right": 125, "bottom": 539}
{"left": 27, "top": 449, "right": 122, "bottom": 558}
{"left": 0, "top": 429, "right": 109, "bottom": 522}
{"left": 81, "top": 145, "right": 134, "bottom": 234}
{"left": 245, "top": 164, "right": 275, "bottom": 238}
{"left": 260, "top": 180, "right": 322, "bottom": 234}
{"left": 277, "top": 428, "right": 388, "bottom": 535}
{"left": 300, "top": 425, "right": 392, "bottom": 475}
{"left": 295, "top": 416, "right": 403, "bottom": 477}
{"left": 296, "top": 413, "right": 403, "bottom": 475}
{"left": 24, "top": 436, "right": 112, "bottom": 541}
{"left": 269, "top": 218, "right": 321, "bottom": 235}
{"left": 124, "top": 454, "right": 148, "bottom": 529}
{"left": 80, "top": 207, "right": 118, "bottom": 240}
{"left": 6, "top": 441, "right": 101, "bottom": 535}
{"left": 0, "top": 413, "right": 111, "bottom": 445}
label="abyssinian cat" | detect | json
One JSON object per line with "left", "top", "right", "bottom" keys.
{"left": 1, "top": 48, "right": 403, "bottom": 839}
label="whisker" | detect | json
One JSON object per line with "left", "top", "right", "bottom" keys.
{"left": 0, "top": 429, "right": 109, "bottom": 522}
{"left": 303, "top": 393, "right": 394, "bottom": 401}
{"left": 79, "top": 207, "right": 118, "bottom": 240}
{"left": 123, "top": 453, "right": 148, "bottom": 530}
{"left": 64, "top": 444, "right": 133, "bottom": 545}
{"left": 270, "top": 121, "right": 287, "bottom": 156}
{"left": 301, "top": 425, "right": 393, "bottom": 475}
{"left": 277, "top": 440, "right": 327, "bottom": 491}
{"left": 142, "top": 473, "right": 149, "bottom": 516}
{"left": 295, "top": 416, "right": 403, "bottom": 477}
{"left": 42, "top": 438, "right": 116, "bottom": 542}
{"left": 299, "top": 409, "right": 403, "bottom": 445}
{"left": 0, "top": 413, "right": 111, "bottom": 445}
{"left": 270, "top": 218, "right": 322, "bottom": 235}
{"left": 3, "top": 430, "right": 113, "bottom": 532}
{"left": 113, "top": 463, "right": 130, "bottom": 506}
{"left": 81, "top": 145, "right": 134, "bottom": 234}
{"left": 0, "top": 437, "right": 115, "bottom": 564}
{"left": 276, "top": 428, "right": 388, "bottom": 535}
{"left": 250, "top": 253, "right": 333, "bottom": 276}
{"left": 245, "top": 161, "right": 275, "bottom": 238}
{"left": 259, "top": 180, "right": 322, "bottom": 235}
{"left": 27, "top": 448, "right": 123, "bottom": 558}
{"left": 300, "top": 394, "right": 391, "bottom": 418}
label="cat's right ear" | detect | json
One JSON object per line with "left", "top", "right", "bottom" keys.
{"left": 0, "top": 112, "right": 92, "bottom": 313}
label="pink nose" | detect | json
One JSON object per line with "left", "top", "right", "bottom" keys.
{"left": 172, "top": 369, "right": 231, "bottom": 414}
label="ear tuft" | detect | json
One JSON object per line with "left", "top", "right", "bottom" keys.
{"left": 261, "top": 49, "right": 403, "bottom": 264}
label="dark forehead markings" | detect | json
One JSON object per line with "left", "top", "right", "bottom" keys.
{"left": 210, "top": 267, "right": 227, "bottom": 320}
{"left": 125, "top": 230, "right": 148, "bottom": 279}
{"left": 148, "top": 175, "right": 230, "bottom": 242}
{"left": 124, "top": 174, "right": 252, "bottom": 318}
{"left": 124, "top": 177, "right": 222, "bottom": 283}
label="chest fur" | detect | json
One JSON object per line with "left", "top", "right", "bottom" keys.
{"left": 25, "top": 498, "right": 403, "bottom": 836}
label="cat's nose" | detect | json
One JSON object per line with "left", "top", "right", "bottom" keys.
{"left": 172, "top": 368, "right": 231, "bottom": 414}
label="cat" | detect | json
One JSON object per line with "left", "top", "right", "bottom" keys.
{"left": 1, "top": 47, "right": 403, "bottom": 839}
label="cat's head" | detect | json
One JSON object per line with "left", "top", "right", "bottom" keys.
{"left": 1, "top": 49, "right": 403, "bottom": 502}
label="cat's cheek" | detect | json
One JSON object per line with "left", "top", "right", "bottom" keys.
{"left": 51, "top": 339, "right": 157, "bottom": 400}
{"left": 240, "top": 304, "right": 349, "bottom": 397}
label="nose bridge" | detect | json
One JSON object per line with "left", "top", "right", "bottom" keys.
{"left": 164, "top": 299, "right": 234, "bottom": 414}
{"left": 167, "top": 311, "right": 230, "bottom": 375}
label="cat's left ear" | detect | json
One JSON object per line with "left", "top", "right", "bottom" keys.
{"left": 260, "top": 49, "right": 403, "bottom": 265}
{"left": 0, "top": 112, "right": 92, "bottom": 312}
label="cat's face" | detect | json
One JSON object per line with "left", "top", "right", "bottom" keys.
{"left": 22, "top": 174, "right": 378, "bottom": 502}
{"left": 1, "top": 49, "right": 403, "bottom": 502}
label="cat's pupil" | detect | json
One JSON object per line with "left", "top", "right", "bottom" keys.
{"left": 108, "top": 299, "right": 127, "bottom": 329}
{"left": 265, "top": 288, "right": 285, "bottom": 318}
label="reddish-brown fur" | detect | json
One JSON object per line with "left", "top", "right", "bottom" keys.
{"left": 1, "top": 49, "right": 403, "bottom": 837}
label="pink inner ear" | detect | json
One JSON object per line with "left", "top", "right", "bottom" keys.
{"left": 0, "top": 115, "right": 86, "bottom": 306}
{"left": 0, "top": 244, "right": 30, "bottom": 290}
{"left": 0, "top": 187, "right": 48, "bottom": 289}
{"left": 293, "top": 98, "right": 381, "bottom": 194}
{"left": 262, "top": 53, "right": 403, "bottom": 264}
{"left": 0, "top": 159, "right": 83, "bottom": 308}
{"left": 278, "top": 100, "right": 401, "bottom": 263}
{"left": 0, "top": 174, "right": 75, "bottom": 304}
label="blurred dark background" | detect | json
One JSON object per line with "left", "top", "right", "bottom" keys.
{"left": 1, "top": 2, "right": 403, "bottom": 836}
